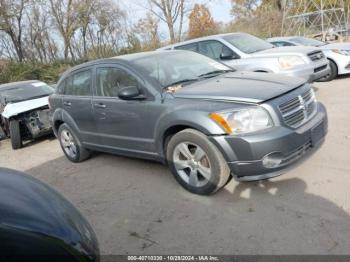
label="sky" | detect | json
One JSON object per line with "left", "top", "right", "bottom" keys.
{"left": 117, "top": 0, "right": 232, "bottom": 38}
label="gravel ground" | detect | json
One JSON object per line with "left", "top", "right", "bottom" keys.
{"left": 0, "top": 76, "right": 350, "bottom": 255}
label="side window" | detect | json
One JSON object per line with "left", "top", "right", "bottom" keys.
{"left": 56, "top": 79, "right": 66, "bottom": 95}
{"left": 64, "top": 70, "right": 92, "bottom": 96}
{"left": 174, "top": 43, "right": 198, "bottom": 52}
{"left": 96, "top": 67, "right": 139, "bottom": 97}
{"left": 273, "top": 41, "right": 295, "bottom": 47}
{"left": 198, "top": 41, "right": 233, "bottom": 60}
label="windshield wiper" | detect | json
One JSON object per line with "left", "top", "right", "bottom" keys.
{"left": 28, "top": 94, "right": 51, "bottom": 100}
{"left": 165, "top": 78, "right": 199, "bottom": 89}
{"left": 198, "top": 69, "right": 235, "bottom": 78}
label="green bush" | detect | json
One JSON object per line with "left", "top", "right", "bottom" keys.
{"left": 0, "top": 62, "right": 72, "bottom": 85}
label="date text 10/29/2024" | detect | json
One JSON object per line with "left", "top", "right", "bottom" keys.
{"left": 127, "top": 256, "right": 220, "bottom": 261}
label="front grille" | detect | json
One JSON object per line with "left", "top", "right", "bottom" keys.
{"left": 279, "top": 89, "right": 317, "bottom": 128}
{"left": 308, "top": 51, "right": 325, "bottom": 61}
{"left": 314, "top": 65, "right": 327, "bottom": 73}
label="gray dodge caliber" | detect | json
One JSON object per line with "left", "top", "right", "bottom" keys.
{"left": 50, "top": 50, "right": 328, "bottom": 195}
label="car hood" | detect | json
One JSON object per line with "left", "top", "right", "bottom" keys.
{"left": 252, "top": 46, "right": 320, "bottom": 57}
{"left": 173, "top": 71, "right": 306, "bottom": 104}
{"left": 1, "top": 96, "right": 49, "bottom": 119}
{"left": 320, "top": 42, "right": 350, "bottom": 50}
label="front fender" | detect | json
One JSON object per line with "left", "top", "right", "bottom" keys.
{"left": 154, "top": 109, "right": 227, "bottom": 157}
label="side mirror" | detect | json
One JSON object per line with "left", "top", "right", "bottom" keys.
{"left": 220, "top": 47, "right": 238, "bottom": 60}
{"left": 118, "top": 86, "right": 146, "bottom": 100}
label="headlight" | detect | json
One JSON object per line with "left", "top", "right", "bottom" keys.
{"left": 278, "top": 56, "right": 306, "bottom": 69}
{"left": 332, "top": 49, "right": 350, "bottom": 56}
{"left": 209, "top": 107, "right": 273, "bottom": 135}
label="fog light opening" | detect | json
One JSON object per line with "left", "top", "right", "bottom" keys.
{"left": 262, "top": 153, "right": 283, "bottom": 168}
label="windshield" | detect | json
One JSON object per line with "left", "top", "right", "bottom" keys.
{"left": 131, "top": 51, "right": 232, "bottom": 88}
{"left": 223, "top": 34, "right": 274, "bottom": 54}
{"left": 291, "top": 37, "right": 326, "bottom": 47}
{"left": 0, "top": 82, "right": 54, "bottom": 103}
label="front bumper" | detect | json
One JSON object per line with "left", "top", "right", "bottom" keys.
{"left": 281, "top": 61, "right": 330, "bottom": 83}
{"left": 334, "top": 57, "right": 350, "bottom": 75}
{"left": 209, "top": 103, "right": 328, "bottom": 181}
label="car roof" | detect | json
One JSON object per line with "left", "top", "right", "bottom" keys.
{"left": 268, "top": 36, "right": 301, "bottom": 42}
{"left": 0, "top": 80, "right": 44, "bottom": 90}
{"left": 158, "top": 32, "right": 249, "bottom": 50}
{"left": 60, "top": 50, "right": 192, "bottom": 76}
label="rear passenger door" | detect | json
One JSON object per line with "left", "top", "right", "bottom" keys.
{"left": 61, "top": 68, "right": 97, "bottom": 144}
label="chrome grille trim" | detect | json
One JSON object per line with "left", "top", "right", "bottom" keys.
{"left": 279, "top": 89, "right": 317, "bottom": 128}
{"left": 308, "top": 51, "right": 325, "bottom": 61}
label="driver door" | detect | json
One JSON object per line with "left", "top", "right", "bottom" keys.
{"left": 92, "top": 64, "right": 155, "bottom": 155}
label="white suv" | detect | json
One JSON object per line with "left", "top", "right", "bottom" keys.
{"left": 159, "top": 33, "right": 330, "bottom": 83}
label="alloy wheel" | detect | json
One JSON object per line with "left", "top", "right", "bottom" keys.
{"left": 60, "top": 130, "right": 77, "bottom": 158}
{"left": 172, "top": 142, "right": 212, "bottom": 187}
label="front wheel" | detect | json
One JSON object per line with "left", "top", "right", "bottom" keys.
{"left": 58, "top": 123, "right": 91, "bottom": 163}
{"left": 318, "top": 60, "right": 338, "bottom": 82}
{"left": 166, "top": 129, "right": 231, "bottom": 195}
{"left": 9, "top": 120, "right": 23, "bottom": 150}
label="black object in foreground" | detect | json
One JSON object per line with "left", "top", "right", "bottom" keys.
{"left": 0, "top": 167, "right": 99, "bottom": 261}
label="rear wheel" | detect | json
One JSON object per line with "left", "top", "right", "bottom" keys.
{"left": 58, "top": 124, "right": 91, "bottom": 163}
{"left": 318, "top": 60, "right": 338, "bottom": 82}
{"left": 166, "top": 129, "right": 231, "bottom": 195}
{"left": 9, "top": 120, "right": 22, "bottom": 150}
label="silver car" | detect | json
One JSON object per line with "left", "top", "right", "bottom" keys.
{"left": 268, "top": 36, "right": 350, "bottom": 81}
{"left": 159, "top": 33, "right": 330, "bottom": 83}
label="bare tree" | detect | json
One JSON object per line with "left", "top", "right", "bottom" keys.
{"left": 147, "top": 0, "right": 187, "bottom": 43}
{"left": 49, "top": 0, "right": 79, "bottom": 61}
{"left": 25, "top": 2, "right": 58, "bottom": 62}
{"left": 0, "top": 0, "right": 29, "bottom": 62}
{"left": 134, "top": 13, "right": 161, "bottom": 50}
{"left": 90, "top": 0, "right": 126, "bottom": 58}
{"left": 75, "top": 0, "right": 96, "bottom": 59}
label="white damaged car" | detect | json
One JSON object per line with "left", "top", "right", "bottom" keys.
{"left": 0, "top": 80, "right": 54, "bottom": 149}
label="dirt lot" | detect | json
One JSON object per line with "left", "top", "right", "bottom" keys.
{"left": 1, "top": 77, "right": 350, "bottom": 255}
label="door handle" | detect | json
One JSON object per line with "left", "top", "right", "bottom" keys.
{"left": 94, "top": 103, "right": 106, "bottom": 109}
{"left": 63, "top": 101, "right": 71, "bottom": 107}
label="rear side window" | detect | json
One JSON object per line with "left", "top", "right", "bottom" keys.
{"left": 174, "top": 43, "right": 198, "bottom": 52}
{"left": 96, "top": 67, "right": 138, "bottom": 97}
{"left": 56, "top": 79, "right": 65, "bottom": 94}
{"left": 64, "top": 70, "right": 92, "bottom": 96}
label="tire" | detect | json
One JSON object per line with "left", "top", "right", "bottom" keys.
{"left": 9, "top": 120, "right": 22, "bottom": 150}
{"left": 166, "top": 129, "right": 231, "bottom": 195}
{"left": 58, "top": 123, "right": 91, "bottom": 163}
{"left": 318, "top": 60, "right": 338, "bottom": 82}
